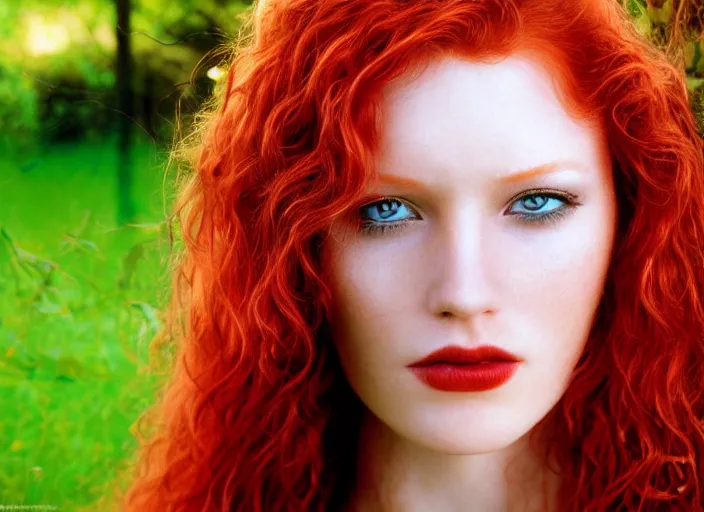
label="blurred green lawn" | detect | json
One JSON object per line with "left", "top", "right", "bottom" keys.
{"left": 0, "top": 137, "right": 176, "bottom": 511}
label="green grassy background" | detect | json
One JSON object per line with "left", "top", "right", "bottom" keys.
{"left": 0, "top": 137, "right": 175, "bottom": 511}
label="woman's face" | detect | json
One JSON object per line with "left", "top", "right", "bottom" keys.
{"left": 322, "top": 54, "right": 617, "bottom": 454}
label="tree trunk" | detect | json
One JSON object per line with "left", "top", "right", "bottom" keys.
{"left": 116, "top": 0, "right": 135, "bottom": 225}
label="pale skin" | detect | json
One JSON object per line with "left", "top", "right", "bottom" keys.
{"left": 322, "top": 53, "right": 618, "bottom": 511}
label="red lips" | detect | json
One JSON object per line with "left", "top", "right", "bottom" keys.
{"left": 408, "top": 345, "right": 521, "bottom": 367}
{"left": 407, "top": 345, "right": 522, "bottom": 392}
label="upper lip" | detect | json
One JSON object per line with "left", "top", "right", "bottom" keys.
{"left": 408, "top": 345, "right": 522, "bottom": 367}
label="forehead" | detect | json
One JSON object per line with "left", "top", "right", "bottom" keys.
{"left": 374, "top": 54, "right": 606, "bottom": 186}
{"left": 381, "top": 54, "right": 562, "bottom": 126}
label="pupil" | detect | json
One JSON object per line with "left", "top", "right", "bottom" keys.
{"left": 379, "top": 200, "right": 398, "bottom": 219}
{"left": 524, "top": 195, "right": 547, "bottom": 210}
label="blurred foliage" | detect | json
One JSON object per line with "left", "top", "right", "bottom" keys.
{"left": 623, "top": 0, "right": 704, "bottom": 131}
{"left": 0, "top": 0, "right": 254, "bottom": 150}
{"left": 0, "top": 62, "right": 40, "bottom": 159}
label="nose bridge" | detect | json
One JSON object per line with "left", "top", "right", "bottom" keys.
{"left": 426, "top": 204, "right": 497, "bottom": 319}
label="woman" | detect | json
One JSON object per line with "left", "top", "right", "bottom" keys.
{"left": 121, "top": 0, "right": 704, "bottom": 510}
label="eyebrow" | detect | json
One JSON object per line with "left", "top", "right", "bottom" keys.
{"left": 376, "top": 160, "right": 585, "bottom": 190}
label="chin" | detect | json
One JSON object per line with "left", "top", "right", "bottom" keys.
{"left": 389, "top": 409, "right": 539, "bottom": 456}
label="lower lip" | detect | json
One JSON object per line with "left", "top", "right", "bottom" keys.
{"left": 409, "top": 362, "right": 520, "bottom": 392}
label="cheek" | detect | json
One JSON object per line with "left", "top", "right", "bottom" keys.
{"left": 501, "top": 213, "right": 614, "bottom": 369}
{"left": 510, "top": 234, "right": 607, "bottom": 313}
{"left": 324, "top": 245, "right": 408, "bottom": 380}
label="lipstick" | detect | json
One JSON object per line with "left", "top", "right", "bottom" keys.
{"left": 407, "top": 345, "right": 521, "bottom": 392}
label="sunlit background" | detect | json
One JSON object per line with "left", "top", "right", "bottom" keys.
{"left": 0, "top": 0, "right": 701, "bottom": 510}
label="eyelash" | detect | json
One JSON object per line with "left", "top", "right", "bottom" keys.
{"left": 358, "top": 188, "right": 581, "bottom": 237}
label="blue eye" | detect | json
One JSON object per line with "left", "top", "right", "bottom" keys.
{"left": 360, "top": 198, "right": 414, "bottom": 222}
{"left": 358, "top": 190, "right": 579, "bottom": 236}
{"left": 506, "top": 192, "right": 574, "bottom": 223}
{"left": 359, "top": 198, "right": 418, "bottom": 236}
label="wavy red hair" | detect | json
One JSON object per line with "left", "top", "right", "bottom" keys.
{"left": 120, "top": 0, "right": 704, "bottom": 510}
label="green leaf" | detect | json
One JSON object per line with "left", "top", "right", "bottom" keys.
{"left": 129, "top": 301, "right": 162, "bottom": 331}
{"left": 61, "top": 235, "right": 100, "bottom": 253}
{"left": 33, "top": 297, "right": 66, "bottom": 315}
{"left": 118, "top": 243, "right": 145, "bottom": 290}
{"left": 633, "top": 14, "right": 652, "bottom": 37}
{"left": 687, "top": 76, "right": 704, "bottom": 92}
{"left": 1, "top": 226, "right": 20, "bottom": 260}
{"left": 0, "top": 226, "right": 12, "bottom": 265}
{"left": 56, "top": 355, "right": 83, "bottom": 381}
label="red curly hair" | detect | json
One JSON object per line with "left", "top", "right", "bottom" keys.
{"left": 120, "top": 0, "right": 704, "bottom": 510}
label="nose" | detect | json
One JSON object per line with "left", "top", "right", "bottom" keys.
{"left": 426, "top": 210, "right": 497, "bottom": 322}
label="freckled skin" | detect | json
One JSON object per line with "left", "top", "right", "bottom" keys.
{"left": 323, "top": 53, "right": 617, "bottom": 511}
